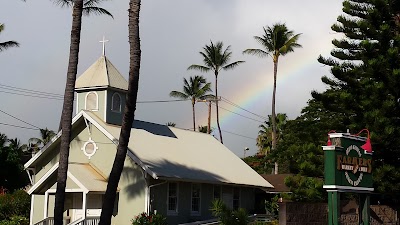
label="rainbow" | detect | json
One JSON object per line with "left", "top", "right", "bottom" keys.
{"left": 200, "top": 46, "right": 334, "bottom": 129}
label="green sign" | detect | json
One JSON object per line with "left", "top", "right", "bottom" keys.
{"left": 323, "top": 133, "right": 373, "bottom": 192}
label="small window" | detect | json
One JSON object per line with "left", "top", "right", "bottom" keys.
{"left": 81, "top": 138, "right": 98, "bottom": 159}
{"left": 233, "top": 187, "right": 240, "bottom": 210}
{"left": 111, "top": 93, "right": 121, "bottom": 112}
{"left": 85, "top": 92, "right": 98, "bottom": 111}
{"left": 191, "top": 184, "right": 201, "bottom": 215}
{"left": 213, "top": 185, "right": 221, "bottom": 200}
{"left": 167, "top": 182, "right": 178, "bottom": 215}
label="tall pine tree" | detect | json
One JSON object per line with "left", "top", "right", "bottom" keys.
{"left": 315, "top": 0, "right": 400, "bottom": 203}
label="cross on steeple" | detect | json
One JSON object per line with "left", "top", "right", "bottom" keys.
{"left": 99, "top": 36, "right": 109, "bottom": 56}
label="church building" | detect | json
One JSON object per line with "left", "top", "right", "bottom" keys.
{"left": 24, "top": 47, "right": 273, "bottom": 225}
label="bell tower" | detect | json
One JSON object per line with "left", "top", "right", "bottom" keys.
{"left": 74, "top": 38, "right": 128, "bottom": 125}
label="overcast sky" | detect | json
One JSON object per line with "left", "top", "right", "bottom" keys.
{"left": 1, "top": 0, "right": 343, "bottom": 156}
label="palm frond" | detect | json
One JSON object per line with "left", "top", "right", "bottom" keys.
{"left": 51, "top": 0, "right": 73, "bottom": 8}
{"left": 280, "top": 33, "right": 302, "bottom": 55}
{"left": 243, "top": 48, "right": 269, "bottom": 58}
{"left": 0, "top": 41, "right": 19, "bottom": 52}
{"left": 188, "top": 64, "right": 211, "bottom": 72}
{"left": 169, "top": 91, "right": 189, "bottom": 99}
{"left": 223, "top": 60, "right": 245, "bottom": 71}
{"left": 84, "top": 0, "right": 110, "bottom": 7}
{"left": 83, "top": 7, "right": 113, "bottom": 18}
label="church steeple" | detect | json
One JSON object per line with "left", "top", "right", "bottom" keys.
{"left": 74, "top": 38, "right": 128, "bottom": 125}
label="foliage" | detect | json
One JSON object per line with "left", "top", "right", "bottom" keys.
{"left": 313, "top": 0, "right": 400, "bottom": 204}
{"left": 260, "top": 0, "right": 400, "bottom": 203}
{"left": 256, "top": 114, "right": 287, "bottom": 155}
{"left": 284, "top": 175, "right": 324, "bottom": 202}
{"left": 0, "top": 216, "right": 29, "bottom": 225}
{"left": 0, "top": 190, "right": 30, "bottom": 222}
{"left": 131, "top": 212, "right": 167, "bottom": 225}
{"left": 165, "top": 122, "right": 176, "bottom": 127}
{"left": 210, "top": 199, "right": 249, "bottom": 225}
{"left": 189, "top": 40, "right": 244, "bottom": 143}
{"left": 249, "top": 221, "right": 278, "bottom": 225}
{"left": 0, "top": 134, "right": 29, "bottom": 191}
{"left": 244, "top": 23, "right": 301, "bottom": 156}
{"left": 264, "top": 195, "right": 279, "bottom": 216}
{"left": 0, "top": 23, "right": 19, "bottom": 52}
{"left": 243, "top": 155, "right": 271, "bottom": 174}
{"left": 28, "top": 128, "right": 56, "bottom": 154}
{"left": 170, "top": 75, "right": 213, "bottom": 131}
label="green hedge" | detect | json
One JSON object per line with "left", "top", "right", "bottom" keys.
{"left": 0, "top": 190, "right": 30, "bottom": 223}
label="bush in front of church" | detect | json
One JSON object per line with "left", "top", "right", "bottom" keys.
{"left": 0, "top": 190, "right": 30, "bottom": 225}
{"left": 131, "top": 212, "right": 167, "bottom": 225}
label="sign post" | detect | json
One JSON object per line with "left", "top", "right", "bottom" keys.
{"left": 323, "top": 132, "right": 373, "bottom": 225}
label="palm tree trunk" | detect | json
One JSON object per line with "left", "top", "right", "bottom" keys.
{"left": 207, "top": 101, "right": 211, "bottom": 134}
{"left": 192, "top": 99, "right": 196, "bottom": 131}
{"left": 99, "top": 0, "right": 141, "bottom": 224}
{"left": 215, "top": 72, "right": 223, "bottom": 143}
{"left": 271, "top": 56, "right": 278, "bottom": 174}
{"left": 53, "top": 1, "right": 83, "bottom": 225}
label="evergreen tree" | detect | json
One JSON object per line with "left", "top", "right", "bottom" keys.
{"left": 266, "top": 0, "right": 400, "bottom": 203}
{"left": 312, "top": 0, "right": 400, "bottom": 203}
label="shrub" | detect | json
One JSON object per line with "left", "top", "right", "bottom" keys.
{"left": 210, "top": 199, "right": 249, "bottom": 225}
{"left": 0, "top": 216, "right": 29, "bottom": 225}
{"left": 0, "top": 190, "right": 30, "bottom": 221}
{"left": 131, "top": 212, "right": 167, "bottom": 225}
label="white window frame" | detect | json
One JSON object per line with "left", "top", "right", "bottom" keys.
{"left": 85, "top": 91, "right": 99, "bottom": 111}
{"left": 167, "top": 182, "right": 178, "bottom": 216}
{"left": 111, "top": 92, "right": 122, "bottom": 113}
{"left": 81, "top": 137, "right": 98, "bottom": 159}
{"left": 191, "top": 183, "right": 201, "bottom": 216}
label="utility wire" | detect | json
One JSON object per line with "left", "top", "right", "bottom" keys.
{"left": 221, "top": 96, "right": 268, "bottom": 121}
{"left": 221, "top": 129, "right": 256, "bottom": 140}
{"left": 210, "top": 102, "right": 264, "bottom": 123}
{"left": 0, "top": 87, "right": 190, "bottom": 103}
{"left": 137, "top": 99, "right": 189, "bottom": 103}
{"left": 0, "top": 90, "right": 65, "bottom": 100}
{"left": 0, "top": 122, "right": 40, "bottom": 131}
{"left": 0, "top": 109, "right": 41, "bottom": 129}
{"left": 0, "top": 83, "right": 64, "bottom": 97}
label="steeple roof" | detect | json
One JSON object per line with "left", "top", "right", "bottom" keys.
{"left": 75, "top": 55, "right": 128, "bottom": 91}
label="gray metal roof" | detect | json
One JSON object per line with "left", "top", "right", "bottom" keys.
{"left": 75, "top": 56, "right": 128, "bottom": 91}
{"left": 26, "top": 111, "right": 274, "bottom": 189}
{"left": 86, "top": 112, "right": 273, "bottom": 188}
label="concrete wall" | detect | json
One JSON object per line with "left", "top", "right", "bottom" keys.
{"left": 279, "top": 201, "right": 398, "bottom": 225}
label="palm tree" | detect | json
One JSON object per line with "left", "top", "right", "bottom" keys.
{"left": 166, "top": 122, "right": 176, "bottom": 127}
{"left": 198, "top": 125, "right": 214, "bottom": 134}
{"left": 243, "top": 23, "right": 301, "bottom": 174}
{"left": 53, "top": 1, "right": 112, "bottom": 225}
{"left": 188, "top": 41, "right": 244, "bottom": 143}
{"left": 0, "top": 23, "right": 19, "bottom": 52}
{"left": 99, "top": 0, "right": 141, "bottom": 224}
{"left": 256, "top": 113, "right": 287, "bottom": 156}
{"left": 28, "top": 128, "right": 56, "bottom": 154}
{"left": 170, "top": 75, "right": 213, "bottom": 131}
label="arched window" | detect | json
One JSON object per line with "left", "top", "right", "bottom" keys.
{"left": 85, "top": 92, "right": 98, "bottom": 111}
{"left": 111, "top": 93, "right": 121, "bottom": 112}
